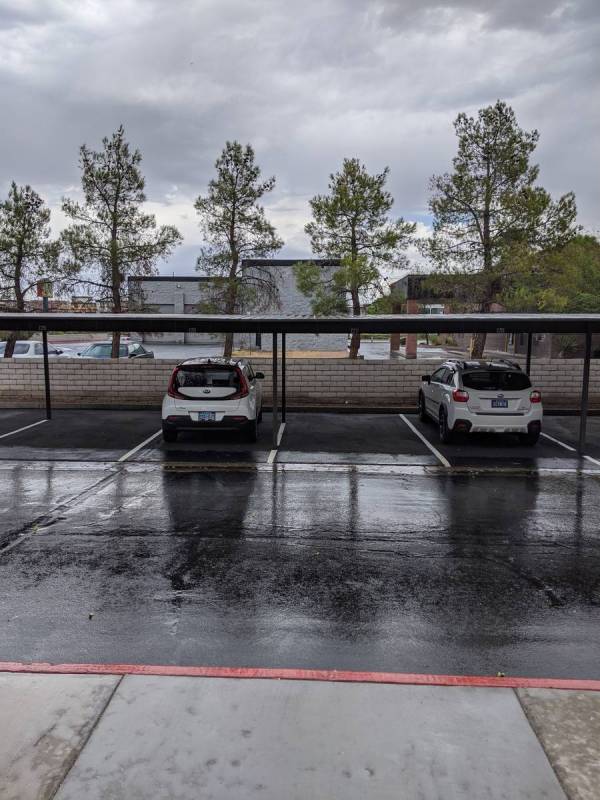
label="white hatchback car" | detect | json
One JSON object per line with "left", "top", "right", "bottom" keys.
{"left": 418, "top": 359, "right": 543, "bottom": 445}
{"left": 162, "top": 358, "right": 264, "bottom": 442}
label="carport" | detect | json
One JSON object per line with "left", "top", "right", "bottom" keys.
{"left": 1, "top": 310, "right": 599, "bottom": 454}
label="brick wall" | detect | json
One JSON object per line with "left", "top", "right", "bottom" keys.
{"left": 0, "top": 357, "right": 597, "bottom": 409}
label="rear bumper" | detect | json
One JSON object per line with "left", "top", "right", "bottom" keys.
{"left": 163, "top": 415, "right": 250, "bottom": 431}
{"left": 453, "top": 415, "right": 542, "bottom": 434}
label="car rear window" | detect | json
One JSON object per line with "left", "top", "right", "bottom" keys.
{"left": 461, "top": 370, "right": 531, "bottom": 391}
{"left": 176, "top": 367, "right": 241, "bottom": 389}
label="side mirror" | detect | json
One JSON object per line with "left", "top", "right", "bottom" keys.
{"left": 422, "top": 374, "right": 431, "bottom": 384}
{"left": 55, "top": 348, "right": 63, "bottom": 355}
{"left": 255, "top": 372, "right": 265, "bottom": 379}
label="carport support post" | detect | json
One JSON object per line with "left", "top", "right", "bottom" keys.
{"left": 578, "top": 331, "right": 592, "bottom": 455}
{"left": 526, "top": 333, "right": 532, "bottom": 375}
{"left": 41, "top": 326, "right": 52, "bottom": 420}
{"left": 272, "top": 332, "right": 279, "bottom": 449}
{"left": 281, "top": 332, "right": 286, "bottom": 423}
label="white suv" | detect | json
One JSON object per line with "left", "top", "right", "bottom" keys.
{"left": 418, "top": 359, "right": 543, "bottom": 445}
{"left": 162, "top": 358, "right": 264, "bottom": 443}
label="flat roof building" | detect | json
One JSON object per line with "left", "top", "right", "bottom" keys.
{"left": 128, "top": 259, "right": 348, "bottom": 352}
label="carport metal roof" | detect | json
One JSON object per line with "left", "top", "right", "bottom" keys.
{"left": 1, "top": 311, "right": 600, "bottom": 334}
{"left": 0, "top": 310, "right": 596, "bottom": 456}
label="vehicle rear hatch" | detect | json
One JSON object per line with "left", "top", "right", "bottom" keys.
{"left": 461, "top": 369, "right": 532, "bottom": 413}
{"left": 171, "top": 364, "right": 244, "bottom": 400}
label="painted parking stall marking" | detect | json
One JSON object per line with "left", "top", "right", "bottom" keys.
{"left": 267, "top": 421, "right": 287, "bottom": 464}
{"left": 118, "top": 430, "right": 163, "bottom": 462}
{"left": 0, "top": 418, "right": 48, "bottom": 439}
{"left": 399, "top": 413, "right": 451, "bottom": 468}
{"left": 541, "top": 430, "right": 600, "bottom": 467}
{"left": 541, "top": 432, "right": 577, "bottom": 452}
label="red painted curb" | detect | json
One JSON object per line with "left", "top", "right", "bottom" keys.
{"left": 1, "top": 661, "right": 599, "bottom": 691}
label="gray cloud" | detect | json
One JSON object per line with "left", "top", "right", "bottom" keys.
{"left": 0, "top": 0, "right": 598, "bottom": 275}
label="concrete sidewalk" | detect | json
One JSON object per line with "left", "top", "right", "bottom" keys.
{"left": 1, "top": 671, "right": 599, "bottom": 800}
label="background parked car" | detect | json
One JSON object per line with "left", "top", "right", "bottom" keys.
{"left": 78, "top": 341, "right": 154, "bottom": 359}
{"left": 0, "top": 340, "right": 73, "bottom": 358}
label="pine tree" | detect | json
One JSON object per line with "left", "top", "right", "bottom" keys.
{"left": 296, "top": 158, "right": 415, "bottom": 358}
{"left": 195, "top": 141, "right": 283, "bottom": 357}
{"left": 423, "top": 101, "right": 578, "bottom": 357}
{"left": 0, "top": 183, "right": 62, "bottom": 357}
{"left": 62, "top": 126, "right": 182, "bottom": 357}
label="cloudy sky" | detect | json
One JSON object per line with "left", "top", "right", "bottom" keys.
{"left": 0, "top": 0, "right": 598, "bottom": 276}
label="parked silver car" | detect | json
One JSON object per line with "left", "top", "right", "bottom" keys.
{"left": 78, "top": 341, "right": 154, "bottom": 359}
{"left": 0, "top": 340, "right": 73, "bottom": 358}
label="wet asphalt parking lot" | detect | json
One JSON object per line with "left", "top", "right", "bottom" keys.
{"left": 0, "top": 407, "right": 599, "bottom": 679}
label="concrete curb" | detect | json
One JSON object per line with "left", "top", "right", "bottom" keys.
{"left": 2, "top": 662, "right": 600, "bottom": 691}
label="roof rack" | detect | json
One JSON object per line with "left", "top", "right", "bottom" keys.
{"left": 489, "top": 358, "right": 522, "bottom": 370}
{"left": 445, "top": 357, "right": 522, "bottom": 371}
{"left": 445, "top": 358, "right": 484, "bottom": 370}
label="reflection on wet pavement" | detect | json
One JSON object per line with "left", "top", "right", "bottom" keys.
{"left": 1, "top": 464, "right": 599, "bottom": 678}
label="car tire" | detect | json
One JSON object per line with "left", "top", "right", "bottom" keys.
{"left": 439, "top": 409, "right": 453, "bottom": 444}
{"left": 162, "top": 424, "right": 178, "bottom": 443}
{"left": 245, "top": 417, "right": 258, "bottom": 443}
{"left": 418, "top": 392, "right": 428, "bottom": 422}
{"left": 518, "top": 431, "right": 540, "bottom": 446}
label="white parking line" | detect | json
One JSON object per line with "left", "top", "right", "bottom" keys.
{"left": 541, "top": 430, "right": 600, "bottom": 467}
{"left": 399, "top": 414, "right": 451, "bottom": 469}
{"left": 118, "top": 430, "right": 162, "bottom": 462}
{"left": 277, "top": 422, "right": 286, "bottom": 447}
{"left": 0, "top": 419, "right": 48, "bottom": 440}
{"left": 541, "top": 432, "right": 577, "bottom": 452}
{"left": 267, "top": 422, "right": 286, "bottom": 465}
{"left": 267, "top": 449, "right": 277, "bottom": 465}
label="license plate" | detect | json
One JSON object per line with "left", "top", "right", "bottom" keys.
{"left": 491, "top": 399, "right": 508, "bottom": 408}
{"left": 194, "top": 411, "right": 216, "bottom": 421}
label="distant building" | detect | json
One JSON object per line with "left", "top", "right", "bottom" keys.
{"left": 391, "top": 274, "right": 600, "bottom": 358}
{"left": 128, "top": 259, "right": 348, "bottom": 352}
{"left": 390, "top": 274, "right": 508, "bottom": 355}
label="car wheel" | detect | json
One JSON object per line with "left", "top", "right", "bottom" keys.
{"left": 418, "top": 392, "right": 428, "bottom": 422}
{"left": 162, "top": 424, "right": 178, "bottom": 443}
{"left": 438, "top": 409, "right": 453, "bottom": 444}
{"left": 518, "top": 431, "right": 540, "bottom": 446}
{"left": 245, "top": 417, "right": 258, "bottom": 443}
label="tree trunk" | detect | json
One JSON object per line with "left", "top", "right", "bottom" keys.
{"left": 4, "top": 250, "right": 25, "bottom": 358}
{"left": 223, "top": 332, "right": 234, "bottom": 359}
{"left": 469, "top": 331, "right": 487, "bottom": 359}
{"left": 349, "top": 329, "right": 361, "bottom": 359}
{"left": 348, "top": 290, "right": 361, "bottom": 359}
{"left": 222, "top": 252, "right": 239, "bottom": 359}
{"left": 110, "top": 227, "right": 121, "bottom": 359}
{"left": 3, "top": 330, "right": 19, "bottom": 359}
{"left": 469, "top": 161, "right": 493, "bottom": 361}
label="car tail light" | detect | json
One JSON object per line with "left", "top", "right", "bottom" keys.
{"left": 229, "top": 368, "right": 249, "bottom": 399}
{"left": 530, "top": 390, "right": 542, "bottom": 404}
{"left": 452, "top": 389, "right": 469, "bottom": 403}
{"left": 167, "top": 368, "right": 184, "bottom": 399}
